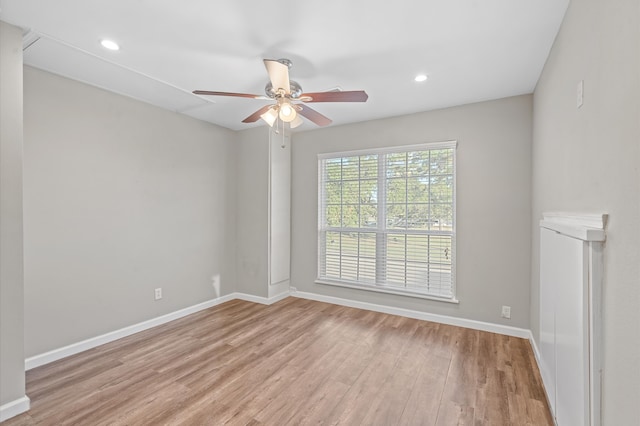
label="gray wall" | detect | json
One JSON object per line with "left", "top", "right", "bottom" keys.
{"left": 22, "top": 67, "right": 238, "bottom": 357}
{"left": 0, "top": 21, "right": 27, "bottom": 408}
{"left": 531, "top": 0, "right": 640, "bottom": 423}
{"left": 291, "top": 95, "right": 533, "bottom": 328}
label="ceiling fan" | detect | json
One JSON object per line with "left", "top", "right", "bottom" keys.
{"left": 193, "top": 58, "right": 368, "bottom": 128}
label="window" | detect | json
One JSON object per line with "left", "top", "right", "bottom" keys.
{"left": 317, "top": 141, "right": 456, "bottom": 301}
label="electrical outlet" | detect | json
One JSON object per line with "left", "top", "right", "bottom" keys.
{"left": 290, "top": 286, "right": 297, "bottom": 293}
{"left": 501, "top": 305, "right": 511, "bottom": 319}
{"left": 154, "top": 288, "right": 162, "bottom": 300}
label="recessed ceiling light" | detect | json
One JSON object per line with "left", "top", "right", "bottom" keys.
{"left": 100, "top": 39, "right": 120, "bottom": 51}
{"left": 414, "top": 74, "right": 428, "bottom": 82}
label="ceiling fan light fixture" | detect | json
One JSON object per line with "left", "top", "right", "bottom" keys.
{"left": 279, "top": 102, "right": 297, "bottom": 122}
{"left": 260, "top": 107, "right": 278, "bottom": 127}
{"left": 414, "top": 74, "right": 428, "bottom": 82}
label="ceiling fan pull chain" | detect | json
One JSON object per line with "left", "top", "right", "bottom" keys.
{"left": 281, "top": 119, "right": 286, "bottom": 148}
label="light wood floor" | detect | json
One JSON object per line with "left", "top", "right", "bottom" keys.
{"left": 3, "top": 297, "right": 553, "bottom": 425}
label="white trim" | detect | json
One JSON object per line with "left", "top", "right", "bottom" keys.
{"left": 317, "top": 140, "right": 457, "bottom": 159}
{"left": 234, "top": 290, "right": 290, "bottom": 305}
{"left": 589, "top": 244, "right": 604, "bottom": 426}
{"left": 315, "top": 279, "right": 459, "bottom": 304}
{"left": 540, "top": 212, "right": 607, "bottom": 241}
{"left": 24, "top": 292, "right": 291, "bottom": 370}
{"left": 541, "top": 212, "right": 606, "bottom": 230}
{"left": 0, "top": 396, "right": 30, "bottom": 422}
{"left": 528, "top": 331, "right": 543, "bottom": 374}
{"left": 291, "top": 290, "right": 529, "bottom": 338}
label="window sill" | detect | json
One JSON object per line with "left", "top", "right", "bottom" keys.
{"left": 315, "top": 279, "right": 459, "bottom": 304}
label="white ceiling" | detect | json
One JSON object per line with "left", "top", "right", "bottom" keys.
{"left": 0, "top": 0, "right": 569, "bottom": 132}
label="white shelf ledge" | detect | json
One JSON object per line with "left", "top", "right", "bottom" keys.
{"left": 540, "top": 212, "right": 607, "bottom": 242}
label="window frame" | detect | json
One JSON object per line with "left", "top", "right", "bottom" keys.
{"left": 316, "top": 141, "right": 458, "bottom": 303}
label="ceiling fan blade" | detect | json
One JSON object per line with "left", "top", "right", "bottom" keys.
{"left": 193, "top": 90, "right": 265, "bottom": 99}
{"left": 242, "top": 105, "right": 274, "bottom": 123}
{"left": 300, "top": 90, "right": 369, "bottom": 103}
{"left": 298, "top": 104, "right": 332, "bottom": 127}
{"left": 264, "top": 59, "right": 290, "bottom": 95}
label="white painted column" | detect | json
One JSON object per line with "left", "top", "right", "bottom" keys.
{"left": 0, "top": 20, "right": 30, "bottom": 421}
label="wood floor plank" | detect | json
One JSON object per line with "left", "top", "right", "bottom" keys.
{"left": 1, "top": 297, "right": 553, "bottom": 426}
{"left": 397, "top": 325, "right": 451, "bottom": 425}
{"left": 324, "top": 350, "right": 399, "bottom": 425}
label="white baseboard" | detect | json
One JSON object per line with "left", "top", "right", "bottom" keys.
{"left": 528, "top": 330, "right": 543, "bottom": 368}
{"left": 0, "top": 395, "right": 30, "bottom": 422}
{"left": 25, "top": 288, "right": 531, "bottom": 371}
{"left": 234, "top": 290, "right": 290, "bottom": 305}
{"left": 25, "top": 294, "right": 237, "bottom": 370}
{"left": 25, "top": 291, "right": 292, "bottom": 371}
{"left": 291, "top": 290, "right": 531, "bottom": 339}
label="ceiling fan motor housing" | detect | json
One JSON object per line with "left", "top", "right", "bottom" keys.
{"left": 265, "top": 80, "right": 302, "bottom": 99}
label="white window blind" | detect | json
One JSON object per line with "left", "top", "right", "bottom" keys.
{"left": 317, "top": 142, "right": 456, "bottom": 301}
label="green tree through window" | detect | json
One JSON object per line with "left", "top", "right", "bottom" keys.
{"left": 318, "top": 142, "right": 457, "bottom": 300}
